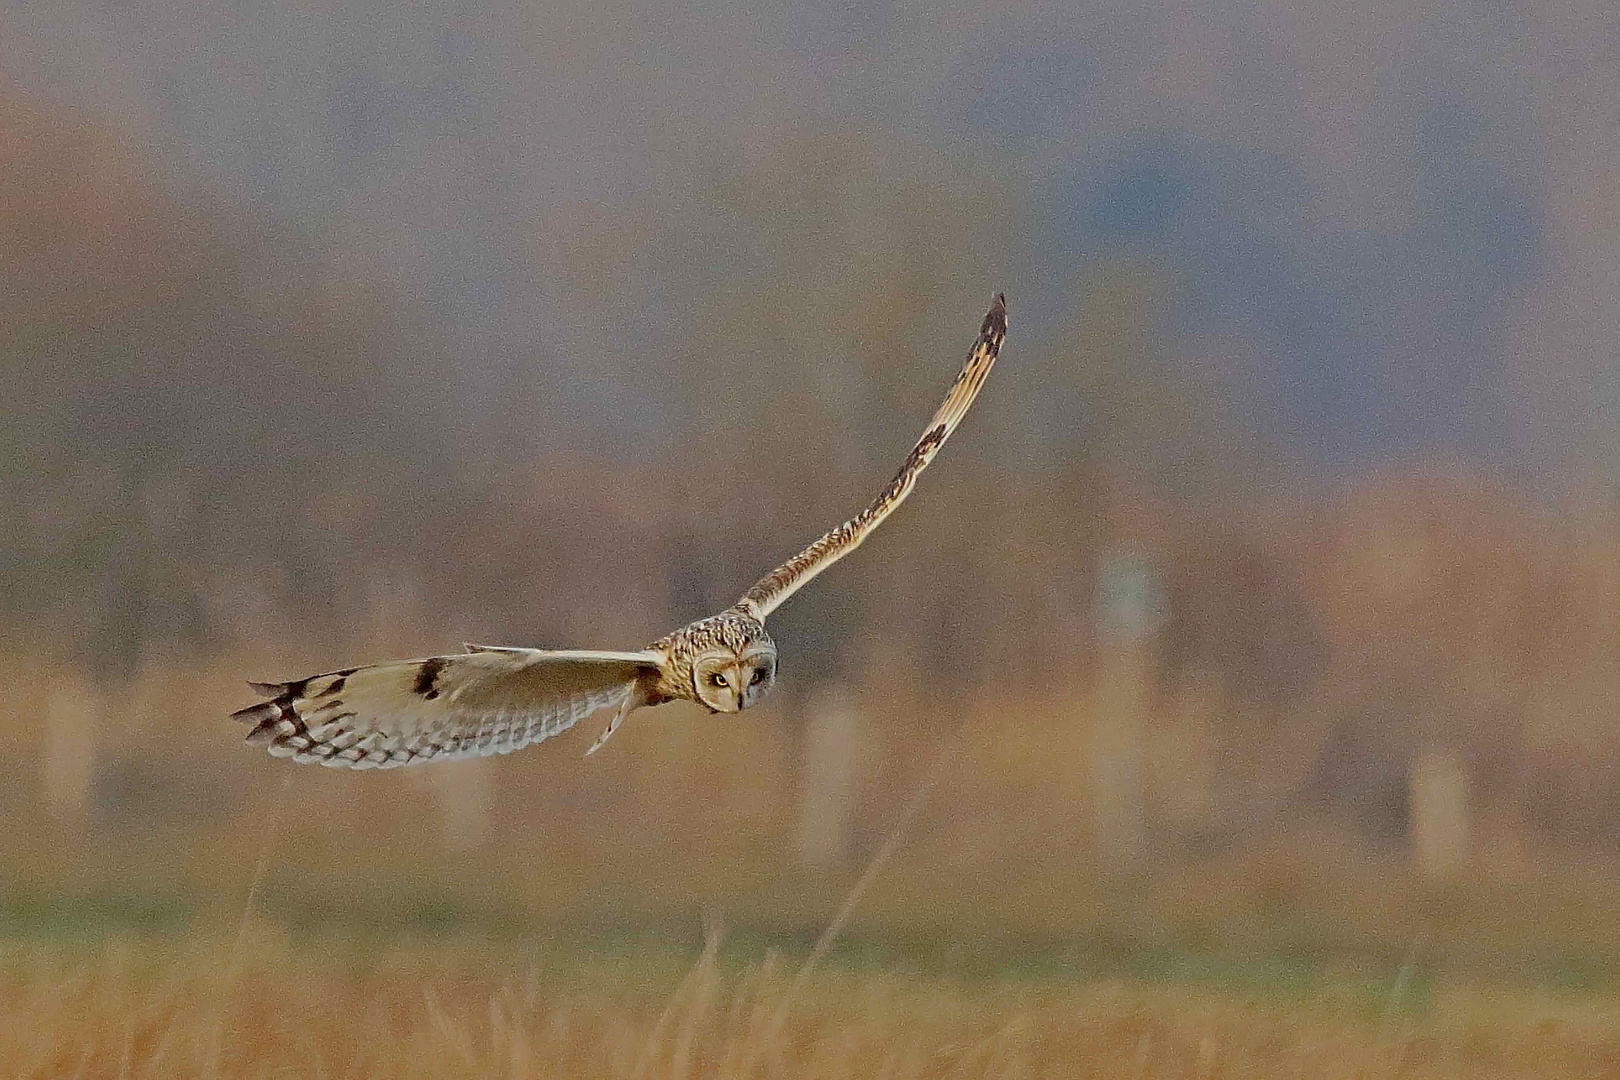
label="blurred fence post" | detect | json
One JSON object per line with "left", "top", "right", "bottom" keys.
{"left": 797, "top": 686, "right": 859, "bottom": 868}
{"left": 42, "top": 679, "right": 97, "bottom": 829}
{"left": 1410, "top": 748, "right": 1469, "bottom": 877}
{"left": 1153, "top": 674, "right": 1218, "bottom": 832}
{"left": 1090, "top": 552, "right": 1162, "bottom": 864}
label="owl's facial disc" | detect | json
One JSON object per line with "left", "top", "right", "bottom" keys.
{"left": 692, "top": 652, "right": 740, "bottom": 712}
{"left": 692, "top": 645, "right": 776, "bottom": 713}
{"left": 737, "top": 644, "right": 776, "bottom": 710}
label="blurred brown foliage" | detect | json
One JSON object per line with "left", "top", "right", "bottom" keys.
{"left": 8, "top": 77, "right": 1620, "bottom": 980}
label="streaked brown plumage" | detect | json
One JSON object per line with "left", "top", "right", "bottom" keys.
{"left": 233, "top": 293, "right": 1008, "bottom": 766}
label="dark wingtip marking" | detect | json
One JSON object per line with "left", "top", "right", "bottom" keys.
{"left": 231, "top": 700, "right": 281, "bottom": 725}
{"left": 244, "top": 721, "right": 281, "bottom": 746}
{"left": 982, "top": 293, "right": 1008, "bottom": 339}
{"left": 414, "top": 657, "right": 446, "bottom": 698}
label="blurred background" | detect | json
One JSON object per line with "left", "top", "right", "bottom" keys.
{"left": 5, "top": 0, "right": 1620, "bottom": 991}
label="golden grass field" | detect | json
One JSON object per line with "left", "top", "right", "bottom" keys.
{"left": 7, "top": 924, "right": 1620, "bottom": 1080}
{"left": 10, "top": 664, "right": 1620, "bottom": 1077}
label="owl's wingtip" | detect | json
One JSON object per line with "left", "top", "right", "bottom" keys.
{"left": 982, "top": 292, "right": 1008, "bottom": 338}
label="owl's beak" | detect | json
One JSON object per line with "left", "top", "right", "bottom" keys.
{"left": 732, "top": 664, "right": 747, "bottom": 711}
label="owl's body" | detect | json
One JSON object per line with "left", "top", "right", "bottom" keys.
{"left": 234, "top": 294, "right": 1007, "bottom": 767}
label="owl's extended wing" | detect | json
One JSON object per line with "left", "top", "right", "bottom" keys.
{"left": 231, "top": 646, "right": 664, "bottom": 769}
{"left": 734, "top": 293, "right": 1007, "bottom": 623}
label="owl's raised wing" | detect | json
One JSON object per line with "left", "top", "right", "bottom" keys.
{"left": 734, "top": 293, "right": 1007, "bottom": 623}
{"left": 231, "top": 646, "right": 664, "bottom": 769}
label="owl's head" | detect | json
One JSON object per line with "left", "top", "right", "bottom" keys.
{"left": 676, "top": 613, "right": 777, "bottom": 713}
{"left": 692, "top": 639, "right": 777, "bottom": 713}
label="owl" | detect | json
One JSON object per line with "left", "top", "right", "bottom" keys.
{"left": 233, "top": 294, "right": 1007, "bottom": 766}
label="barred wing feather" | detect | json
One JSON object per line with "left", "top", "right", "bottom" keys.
{"left": 735, "top": 294, "right": 1006, "bottom": 622}
{"left": 231, "top": 647, "right": 663, "bottom": 769}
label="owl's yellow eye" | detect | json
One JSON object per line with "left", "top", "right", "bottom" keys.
{"left": 710, "top": 672, "right": 728, "bottom": 687}
{"left": 749, "top": 668, "right": 765, "bottom": 685}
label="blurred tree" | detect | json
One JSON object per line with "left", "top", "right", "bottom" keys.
{"left": 0, "top": 87, "right": 465, "bottom": 672}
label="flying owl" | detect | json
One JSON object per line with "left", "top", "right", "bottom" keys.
{"left": 233, "top": 294, "right": 1007, "bottom": 767}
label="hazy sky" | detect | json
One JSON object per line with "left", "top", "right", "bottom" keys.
{"left": 5, "top": 0, "right": 1620, "bottom": 478}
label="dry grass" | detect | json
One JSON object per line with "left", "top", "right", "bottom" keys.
{"left": 2, "top": 928, "right": 1620, "bottom": 1079}
{"left": 11, "top": 653, "right": 1620, "bottom": 1077}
